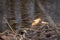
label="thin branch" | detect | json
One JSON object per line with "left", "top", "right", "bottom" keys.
{"left": 3, "top": 17, "right": 15, "bottom": 33}
{"left": 37, "top": 0, "right": 59, "bottom": 36}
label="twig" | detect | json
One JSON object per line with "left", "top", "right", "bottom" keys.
{"left": 3, "top": 17, "right": 15, "bottom": 33}
{"left": 37, "top": 0, "right": 59, "bottom": 37}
